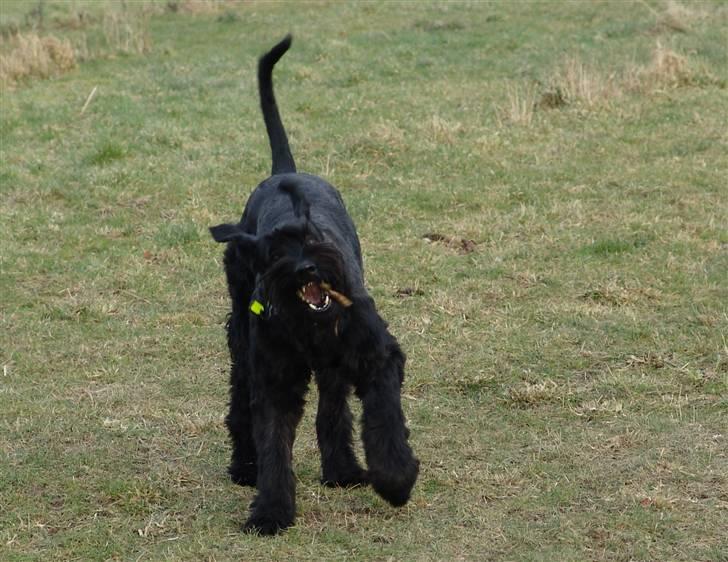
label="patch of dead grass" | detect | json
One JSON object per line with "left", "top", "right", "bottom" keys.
{"left": 495, "top": 82, "right": 538, "bottom": 126}
{"left": 572, "top": 397, "right": 624, "bottom": 418}
{"left": 505, "top": 271, "right": 548, "bottom": 288}
{"left": 656, "top": 1, "right": 693, "bottom": 33}
{"left": 507, "top": 379, "right": 561, "bottom": 407}
{"left": 101, "top": 9, "right": 151, "bottom": 56}
{"left": 0, "top": 32, "right": 75, "bottom": 88}
{"left": 427, "top": 114, "right": 464, "bottom": 144}
{"left": 164, "top": 0, "right": 239, "bottom": 15}
{"left": 626, "top": 41, "right": 695, "bottom": 91}
{"left": 1, "top": 4, "right": 152, "bottom": 89}
{"left": 626, "top": 352, "right": 670, "bottom": 369}
{"left": 422, "top": 232, "right": 477, "bottom": 254}
{"left": 602, "top": 430, "right": 643, "bottom": 453}
{"left": 550, "top": 57, "right": 621, "bottom": 108}
{"left": 646, "top": 0, "right": 711, "bottom": 34}
{"left": 370, "top": 120, "right": 407, "bottom": 150}
{"left": 580, "top": 280, "right": 662, "bottom": 307}
{"left": 501, "top": 40, "right": 712, "bottom": 125}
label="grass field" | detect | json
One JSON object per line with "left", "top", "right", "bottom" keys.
{"left": 1, "top": 1, "right": 727, "bottom": 560}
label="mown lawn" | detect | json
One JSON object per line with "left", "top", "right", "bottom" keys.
{"left": 1, "top": 1, "right": 727, "bottom": 560}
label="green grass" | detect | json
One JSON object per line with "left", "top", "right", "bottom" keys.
{"left": 1, "top": 1, "right": 727, "bottom": 560}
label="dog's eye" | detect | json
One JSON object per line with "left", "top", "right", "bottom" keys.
{"left": 304, "top": 235, "right": 317, "bottom": 246}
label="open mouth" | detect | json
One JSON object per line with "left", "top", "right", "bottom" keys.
{"left": 297, "top": 281, "right": 331, "bottom": 312}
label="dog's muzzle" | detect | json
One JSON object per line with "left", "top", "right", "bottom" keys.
{"left": 296, "top": 281, "right": 353, "bottom": 312}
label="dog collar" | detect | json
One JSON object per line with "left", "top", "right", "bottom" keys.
{"left": 250, "top": 300, "right": 265, "bottom": 315}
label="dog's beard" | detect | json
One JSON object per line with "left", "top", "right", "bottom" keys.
{"left": 262, "top": 242, "right": 348, "bottom": 319}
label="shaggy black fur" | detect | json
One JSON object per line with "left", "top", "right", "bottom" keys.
{"left": 209, "top": 35, "right": 419, "bottom": 535}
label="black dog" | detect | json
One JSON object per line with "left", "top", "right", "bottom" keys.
{"left": 209, "top": 35, "right": 419, "bottom": 535}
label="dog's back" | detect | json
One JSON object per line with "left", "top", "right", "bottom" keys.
{"left": 242, "top": 173, "right": 364, "bottom": 283}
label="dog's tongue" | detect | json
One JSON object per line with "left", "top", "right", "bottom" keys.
{"left": 303, "top": 283, "right": 323, "bottom": 305}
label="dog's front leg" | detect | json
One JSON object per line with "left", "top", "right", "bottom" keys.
{"left": 244, "top": 398, "right": 302, "bottom": 535}
{"left": 315, "top": 372, "right": 367, "bottom": 487}
{"left": 243, "top": 356, "right": 308, "bottom": 535}
{"left": 357, "top": 348, "right": 419, "bottom": 507}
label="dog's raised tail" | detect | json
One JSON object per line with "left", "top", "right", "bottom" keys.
{"left": 259, "top": 34, "right": 296, "bottom": 176}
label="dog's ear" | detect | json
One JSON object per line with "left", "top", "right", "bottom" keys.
{"left": 209, "top": 223, "right": 258, "bottom": 249}
{"left": 210, "top": 223, "right": 246, "bottom": 242}
{"left": 211, "top": 223, "right": 265, "bottom": 268}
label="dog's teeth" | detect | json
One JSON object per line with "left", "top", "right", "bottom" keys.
{"left": 296, "top": 283, "right": 332, "bottom": 312}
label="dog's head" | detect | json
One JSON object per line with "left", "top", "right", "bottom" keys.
{"left": 210, "top": 181, "right": 350, "bottom": 321}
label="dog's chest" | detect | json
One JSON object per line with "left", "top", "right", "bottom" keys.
{"left": 297, "top": 320, "right": 345, "bottom": 370}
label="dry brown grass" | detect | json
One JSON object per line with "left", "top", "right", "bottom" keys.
{"left": 166, "top": 0, "right": 235, "bottom": 14}
{"left": 580, "top": 279, "right": 663, "bottom": 307}
{"left": 551, "top": 56, "right": 620, "bottom": 107}
{"left": 0, "top": 32, "right": 75, "bottom": 89}
{"left": 645, "top": 0, "right": 711, "bottom": 34}
{"left": 627, "top": 41, "right": 694, "bottom": 91}
{"left": 497, "top": 57, "right": 621, "bottom": 122}
{"left": 101, "top": 9, "right": 151, "bottom": 56}
{"left": 507, "top": 379, "right": 562, "bottom": 407}
{"left": 1, "top": 5, "right": 152, "bottom": 89}
{"left": 495, "top": 82, "right": 538, "bottom": 126}
{"left": 427, "top": 114, "right": 464, "bottom": 144}
{"left": 657, "top": 1, "right": 693, "bottom": 32}
{"left": 499, "top": 41, "right": 703, "bottom": 126}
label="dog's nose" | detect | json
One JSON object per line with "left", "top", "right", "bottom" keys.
{"left": 296, "top": 261, "right": 317, "bottom": 278}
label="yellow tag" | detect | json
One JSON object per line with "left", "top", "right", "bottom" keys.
{"left": 250, "top": 300, "right": 264, "bottom": 315}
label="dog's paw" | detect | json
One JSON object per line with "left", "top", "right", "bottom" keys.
{"left": 242, "top": 513, "right": 293, "bottom": 536}
{"left": 321, "top": 467, "right": 368, "bottom": 488}
{"left": 229, "top": 462, "right": 257, "bottom": 487}
{"left": 369, "top": 457, "right": 420, "bottom": 507}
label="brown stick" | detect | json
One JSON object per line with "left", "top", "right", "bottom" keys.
{"left": 81, "top": 86, "right": 98, "bottom": 115}
{"left": 320, "top": 282, "right": 353, "bottom": 307}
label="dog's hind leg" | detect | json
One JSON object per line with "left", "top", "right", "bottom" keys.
{"left": 223, "top": 250, "right": 258, "bottom": 486}
{"left": 356, "top": 346, "right": 419, "bottom": 507}
{"left": 226, "top": 355, "right": 257, "bottom": 486}
{"left": 315, "top": 372, "right": 367, "bottom": 488}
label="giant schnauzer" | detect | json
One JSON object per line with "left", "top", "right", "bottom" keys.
{"left": 209, "top": 35, "right": 419, "bottom": 535}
